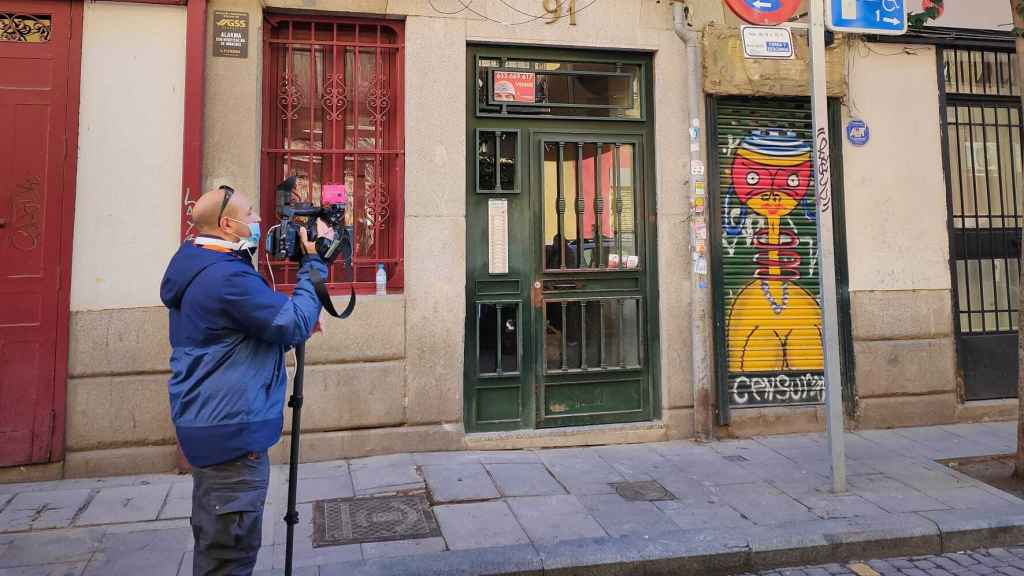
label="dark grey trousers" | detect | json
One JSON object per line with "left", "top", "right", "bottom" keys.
{"left": 191, "top": 451, "right": 270, "bottom": 576}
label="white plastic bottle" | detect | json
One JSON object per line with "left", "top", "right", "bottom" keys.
{"left": 375, "top": 264, "right": 387, "bottom": 296}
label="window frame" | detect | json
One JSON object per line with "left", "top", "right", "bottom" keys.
{"left": 260, "top": 14, "right": 405, "bottom": 294}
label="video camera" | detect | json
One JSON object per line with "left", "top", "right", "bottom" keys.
{"left": 266, "top": 175, "right": 352, "bottom": 265}
{"left": 266, "top": 175, "right": 356, "bottom": 320}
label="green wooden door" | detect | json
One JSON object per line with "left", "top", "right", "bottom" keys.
{"left": 464, "top": 47, "right": 658, "bottom": 432}
{"left": 531, "top": 133, "right": 652, "bottom": 428}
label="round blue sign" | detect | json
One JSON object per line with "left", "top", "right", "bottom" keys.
{"left": 846, "top": 119, "right": 870, "bottom": 147}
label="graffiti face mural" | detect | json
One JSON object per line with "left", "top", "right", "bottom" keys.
{"left": 721, "top": 130, "right": 825, "bottom": 406}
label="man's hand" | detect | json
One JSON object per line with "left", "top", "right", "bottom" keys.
{"left": 299, "top": 219, "right": 334, "bottom": 257}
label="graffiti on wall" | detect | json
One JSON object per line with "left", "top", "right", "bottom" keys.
{"left": 721, "top": 130, "right": 824, "bottom": 406}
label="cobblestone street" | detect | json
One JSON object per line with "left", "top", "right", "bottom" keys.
{"left": 740, "top": 547, "right": 1024, "bottom": 576}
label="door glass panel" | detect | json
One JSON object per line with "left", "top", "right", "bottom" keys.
{"left": 544, "top": 141, "right": 638, "bottom": 271}
{"left": 479, "top": 303, "right": 519, "bottom": 375}
{"left": 478, "top": 131, "right": 497, "bottom": 191}
{"left": 545, "top": 298, "right": 643, "bottom": 373}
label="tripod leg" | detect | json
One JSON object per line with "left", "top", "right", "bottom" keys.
{"left": 284, "top": 342, "right": 305, "bottom": 576}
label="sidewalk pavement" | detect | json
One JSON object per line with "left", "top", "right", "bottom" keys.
{"left": 2, "top": 422, "right": 1024, "bottom": 576}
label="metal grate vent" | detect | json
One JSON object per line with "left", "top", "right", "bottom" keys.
{"left": 312, "top": 494, "right": 441, "bottom": 548}
{"left": 612, "top": 480, "right": 676, "bottom": 502}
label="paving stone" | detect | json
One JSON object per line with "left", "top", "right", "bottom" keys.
{"left": 485, "top": 463, "right": 565, "bottom": 497}
{"left": 157, "top": 497, "right": 192, "bottom": 521}
{"left": 656, "top": 500, "right": 755, "bottom": 531}
{"left": 271, "top": 502, "right": 362, "bottom": 569}
{"left": 713, "top": 482, "right": 817, "bottom": 525}
{"left": 506, "top": 495, "right": 605, "bottom": 545}
{"left": 0, "top": 528, "right": 105, "bottom": 568}
{"left": 791, "top": 491, "right": 890, "bottom": 520}
{"left": 432, "top": 501, "right": 529, "bottom": 551}
{"left": 0, "top": 490, "right": 92, "bottom": 532}
{"left": 82, "top": 527, "right": 191, "bottom": 576}
{"left": 0, "top": 563, "right": 87, "bottom": 576}
{"left": 360, "top": 537, "right": 446, "bottom": 559}
{"left": 421, "top": 464, "right": 499, "bottom": 503}
{"left": 537, "top": 448, "right": 624, "bottom": 495}
{"left": 298, "top": 460, "right": 351, "bottom": 479}
{"left": 848, "top": 474, "right": 948, "bottom": 513}
{"left": 74, "top": 485, "right": 169, "bottom": 527}
{"left": 297, "top": 474, "right": 355, "bottom": 503}
{"left": 349, "top": 454, "right": 422, "bottom": 496}
{"left": 578, "top": 493, "right": 680, "bottom": 537}
{"left": 593, "top": 444, "right": 678, "bottom": 481}
{"left": 893, "top": 426, "right": 994, "bottom": 460}
{"left": 158, "top": 481, "right": 192, "bottom": 521}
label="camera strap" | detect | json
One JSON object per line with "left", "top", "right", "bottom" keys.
{"left": 308, "top": 265, "right": 355, "bottom": 319}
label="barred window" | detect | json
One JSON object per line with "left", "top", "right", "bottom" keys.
{"left": 261, "top": 16, "right": 404, "bottom": 293}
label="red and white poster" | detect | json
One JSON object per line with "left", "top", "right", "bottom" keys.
{"left": 493, "top": 71, "right": 536, "bottom": 103}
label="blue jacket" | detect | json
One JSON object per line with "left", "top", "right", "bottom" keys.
{"left": 160, "top": 242, "right": 325, "bottom": 467}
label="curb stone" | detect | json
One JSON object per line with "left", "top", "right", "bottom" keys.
{"left": 316, "top": 508, "right": 1024, "bottom": 576}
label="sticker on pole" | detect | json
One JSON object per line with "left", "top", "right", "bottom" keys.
{"left": 741, "top": 26, "right": 795, "bottom": 59}
{"left": 724, "top": 0, "right": 802, "bottom": 26}
{"left": 826, "top": 0, "right": 907, "bottom": 35}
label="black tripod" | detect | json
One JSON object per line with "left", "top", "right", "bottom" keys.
{"left": 283, "top": 341, "right": 306, "bottom": 576}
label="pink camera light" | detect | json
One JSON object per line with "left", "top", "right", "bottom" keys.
{"left": 322, "top": 184, "right": 348, "bottom": 206}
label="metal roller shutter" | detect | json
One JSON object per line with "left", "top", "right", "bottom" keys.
{"left": 713, "top": 98, "right": 827, "bottom": 410}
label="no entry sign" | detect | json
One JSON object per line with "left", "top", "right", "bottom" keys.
{"left": 724, "top": 0, "right": 802, "bottom": 25}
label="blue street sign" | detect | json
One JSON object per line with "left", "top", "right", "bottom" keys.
{"left": 826, "top": 0, "right": 907, "bottom": 35}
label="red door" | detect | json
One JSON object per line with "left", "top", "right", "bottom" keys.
{"left": 0, "top": 2, "right": 76, "bottom": 466}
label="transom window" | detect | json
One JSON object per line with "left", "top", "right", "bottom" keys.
{"left": 476, "top": 56, "right": 643, "bottom": 120}
{"left": 261, "top": 16, "right": 404, "bottom": 292}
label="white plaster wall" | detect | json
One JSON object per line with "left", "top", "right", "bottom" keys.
{"left": 71, "top": 2, "right": 186, "bottom": 311}
{"left": 842, "top": 42, "right": 951, "bottom": 292}
{"left": 926, "top": 0, "right": 1012, "bottom": 31}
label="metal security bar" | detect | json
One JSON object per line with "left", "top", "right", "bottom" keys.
{"left": 941, "top": 47, "right": 1023, "bottom": 400}
{"left": 543, "top": 298, "right": 643, "bottom": 374}
{"left": 542, "top": 141, "right": 637, "bottom": 271}
{"left": 262, "top": 17, "right": 405, "bottom": 293}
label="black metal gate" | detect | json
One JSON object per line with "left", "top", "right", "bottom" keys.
{"left": 941, "top": 47, "right": 1023, "bottom": 400}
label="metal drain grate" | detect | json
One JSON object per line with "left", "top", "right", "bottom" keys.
{"left": 312, "top": 494, "right": 441, "bottom": 548}
{"left": 723, "top": 454, "right": 750, "bottom": 463}
{"left": 612, "top": 480, "right": 676, "bottom": 502}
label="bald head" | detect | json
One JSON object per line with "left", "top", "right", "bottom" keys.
{"left": 193, "top": 187, "right": 258, "bottom": 240}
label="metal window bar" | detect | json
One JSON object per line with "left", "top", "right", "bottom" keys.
{"left": 575, "top": 144, "right": 585, "bottom": 269}
{"left": 557, "top": 143, "right": 566, "bottom": 269}
{"left": 947, "top": 92, "right": 1023, "bottom": 334}
{"left": 540, "top": 298, "right": 646, "bottom": 372}
{"left": 613, "top": 143, "right": 623, "bottom": 265}
{"left": 594, "top": 143, "right": 604, "bottom": 269}
{"left": 263, "top": 18, "right": 404, "bottom": 292}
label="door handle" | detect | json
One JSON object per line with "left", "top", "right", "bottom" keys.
{"left": 0, "top": 218, "right": 6, "bottom": 228}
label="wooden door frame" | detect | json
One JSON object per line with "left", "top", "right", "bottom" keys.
{"left": 463, "top": 44, "right": 659, "bottom": 432}
{"left": 45, "top": 0, "right": 86, "bottom": 463}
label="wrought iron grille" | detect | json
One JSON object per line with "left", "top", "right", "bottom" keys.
{"left": 261, "top": 16, "right": 404, "bottom": 292}
{"left": 943, "top": 48, "right": 1022, "bottom": 335}
{"left": 0, "top": 13, "right": 51, "bottom": 43}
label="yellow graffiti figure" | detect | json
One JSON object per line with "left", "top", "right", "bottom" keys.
{"left": 725, "top": 131, "right": 823, "bottom": 373}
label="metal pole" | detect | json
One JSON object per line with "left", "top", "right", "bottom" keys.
{"left": 808, "top": 0, "right": 846, "bottom": 493}
{"left": 284, "top": 342, "right": 305, "bottom": 576}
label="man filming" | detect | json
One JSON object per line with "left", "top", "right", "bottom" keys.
{"left": 160, "top": 185, "right": 325, "bottom": 575}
